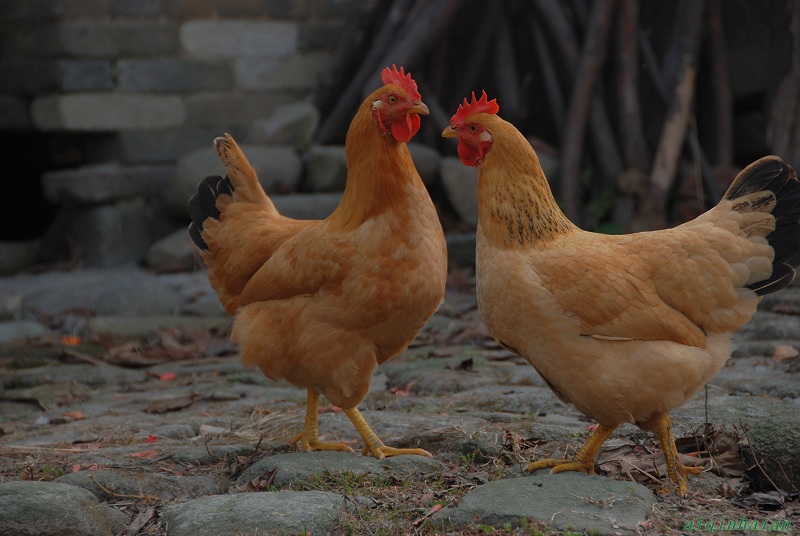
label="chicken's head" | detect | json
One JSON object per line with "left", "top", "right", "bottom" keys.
{"left": 372, "top": 65, "right": 429, "bottom": 143}
{"left": 441, "top": 91, "right": 499, "bottom": 166}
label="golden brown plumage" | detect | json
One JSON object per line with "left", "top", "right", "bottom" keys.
{"left": 443, "top": 92, "right": 800, "bottom": 494}
{"left": 188, "top": 66, "right": 447, "bottom": 459}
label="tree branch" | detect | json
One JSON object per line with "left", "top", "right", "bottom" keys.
{"left": 316, "top": 0, "right": 416, "bottom": 144}
{"left": 559, "top": 0, "right": 617, "bottom": 221}
{"left": 648, "top": 0, "right": 707, "bottom": 210}
{"left": 616, "top": 0, "right": 649, "bottom": 170}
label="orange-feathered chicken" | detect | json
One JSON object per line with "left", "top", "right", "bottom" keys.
{"left": 443, "top": 92, "right": 800, "bottom": 494}
{"left": 188, "top": 66, "right": 447, "bottom": 459}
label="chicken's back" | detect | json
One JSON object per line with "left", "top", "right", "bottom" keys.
{"left": 476, "top": 155, "right": 800, "bottom": 430}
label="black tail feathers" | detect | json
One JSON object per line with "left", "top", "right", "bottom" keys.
{"left": 187, "top": 175, "right": 234, "bottom": 251}
{"left": 725, "top": 156, "right": 800, "bottom": 295}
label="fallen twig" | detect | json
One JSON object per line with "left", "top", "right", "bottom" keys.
{"left": 89, "top": 473, "right": 158, "bottom": 503}
{"left": 737, "top": 419, "right": 782, "bottom": 494}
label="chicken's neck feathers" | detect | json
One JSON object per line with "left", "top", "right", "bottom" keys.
{"left": 478, "top": 120, "right": 576, "bottom": 247}
{"left": 330, "top": 101, "right": 422, "bottom": 229}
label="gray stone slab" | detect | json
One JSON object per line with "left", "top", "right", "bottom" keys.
{"left": 160, "top": 490, "right": 345, "bottom": 536}
{"left": 32, "top": 94, "right": 185, "bottom": 131}
{"left": 180, "top": 20, "right": 297, "bottom": 58}
{"left": 433, "top": 472, "right": 656, "bottom": 535}
{"left": 0, "top": 481, "right": 127, "bottom": 536}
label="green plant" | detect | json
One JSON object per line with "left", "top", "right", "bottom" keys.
{"left": 459, "top": 451, "right": 477, "bottom": 470}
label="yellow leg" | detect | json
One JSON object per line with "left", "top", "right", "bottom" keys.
{"left": 527, "top": 424, "right": 616, "bottom": 475}
{"left": 288, "top": 390, "right": 354, "bottom": 453}
{"left": 655, "top": 416, "right": 703, "bottom": 497}
{"left": 343, "top": 407, "right": 432, "bottom": 460}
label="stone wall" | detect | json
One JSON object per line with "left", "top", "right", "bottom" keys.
{"left": 0, "top": 1, "right": 791, "bottom": 274}
{"left": 0, "top": 0, "right": 367, "bottom": 271}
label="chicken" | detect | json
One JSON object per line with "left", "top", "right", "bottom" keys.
{"left": 188, "top": 66, "right": 447, "bottom": 459}
{"left": 442, "top": 91, "right": 800, "bottom": 494}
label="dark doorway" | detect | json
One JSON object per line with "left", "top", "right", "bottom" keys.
{"left": 0, "top": 131, "right": 62, "bottom": 240}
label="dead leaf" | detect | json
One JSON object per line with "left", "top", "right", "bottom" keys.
{"left": 157, "top": 371, "right": 178, "bottom": 381}
{"left": 772, "top": 304, "right": 800, "bottom": 315}
{"left": 102, "top": 326, "right": 233, "bottom": 367}
{"left": 732, "top": 490, "right": 790, "bottom": 509}
{"left": 502, "top": 430, "right": 547, "bottom": 452}
{"left": 207, "top": 392, "right": 244, "bottom": 401}
{"left": 717, "top": 478, "right": 747, "bottom": 498}
{"left": 387, "top": 383, "right": 415, "bottom": 397}
{"left": 413, "top": 503, "right": 444, "bottom": 527}
{"left": 129, "top": 449, "right": 160, "bottom": 459}
{"left": 60, "top": 335, "right": 81, "bottom": 346}
{"left": 773, "top": 344, "right": 799, "bottom": 365}
{"left": 240, "top": 468, "right": 277, "bottom": 492}
{"left": 445, "top": 357, "right": 475, "bottom": 372}
{"left": 127, "top": 507, "right": 155, "bottom": 536}
{"left": 144, "top": 393, "right": 205, "bottom": 414}
{"left": 71, "top": 463, "right": 101, "bottom": 473}
{"left": 252, "top": 404, "right": 272, "bottom": 415}
{"left": 675, "top": 425, "right": 747, "bottom": 477}
{"left": 61, "top": 410, "right": 85, "bottom": 421}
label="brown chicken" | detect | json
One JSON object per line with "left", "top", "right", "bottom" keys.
{"left": 188, "top": 66, "right": 447, "bottom": 459}
{"left": 442, "top": 91, "right": 800, "bottom": 494}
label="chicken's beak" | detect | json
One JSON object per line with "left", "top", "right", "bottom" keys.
{"left": 441, "top": 125, "right": 459, "bottom": 139}
{"left": 408, "top": 100, "right": 430, "bottom": 116}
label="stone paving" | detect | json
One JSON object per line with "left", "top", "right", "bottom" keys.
{"left": 0, "top": 268, "right": 798, "bottom": 535}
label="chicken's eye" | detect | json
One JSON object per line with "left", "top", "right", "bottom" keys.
{"left": 387, "top": 95, "right": 397, "bottom": 104}
{"left": 469, "top": 124, "right": 478, "bottom": 133}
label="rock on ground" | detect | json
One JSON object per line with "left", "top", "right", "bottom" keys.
{"left": 56, "top": 469, "right": 229, "bottom": 502}
{"left": 0, "top": 481, "right": 127, "bottom": 536}
{"left": 159, "top": 490, "right": 346, "bottom": 536}
{"left": 236, "top": 451, "right": 444, "bottom": 488}
{"left": 432, "top": 472, "right": 656, "bottom": 535}
{"left": 0, "top": 271, "right": 798, "bottom": 534}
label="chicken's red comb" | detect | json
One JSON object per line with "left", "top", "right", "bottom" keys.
{"left": 451, "top": 91, "right": 499, "bottom": 124}
{"left": 381, "top": 64, "right": 421, "bottom": 100}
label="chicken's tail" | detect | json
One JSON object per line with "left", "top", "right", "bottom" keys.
{"left": 724, "top": 155, "right": 800, "bottom": 295}
{"left": 187, "top": 134, "right": 277, "bottom": 251}
{"left": 187, "top": 134, "right": 280, "bottom": 314}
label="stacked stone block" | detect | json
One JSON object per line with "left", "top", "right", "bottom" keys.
{"left": 0, "top": 0, "right": 358, "bottom": 269}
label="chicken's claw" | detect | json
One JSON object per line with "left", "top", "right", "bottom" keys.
{"left": 526, "top": 424, "right": 615, "bottom": 477}
{"left": 655, "top": 416, "right": 705, "bottom": 497}
{"left": 288, "top": 432, "right": 354, "bottom": 454}
{"left": 343, "top": 407, "right": 432, "bottom": 460}
{"left": 658, "top": 464, "right": 703, "bottom": 497}
{"left": 526, "top": 458, "right": 595, "bottom": 475}
{"left": 360, "top": 445, "right": 432, "bottom": 459}
{"left": 288, "top": 389, "right": 354, "bottom": 454}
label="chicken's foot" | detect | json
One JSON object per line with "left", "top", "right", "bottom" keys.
{"left": 288, "top": 390, "right": 355, "bottom": 453}
{"left": 526, "top": 424, "right": 616, "bottom": 475}
{"left": 655, "top": 416, "right": 703, "bottom": 497}
{"left": 343, "top": 407, "right": 432, "bottom": 459}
